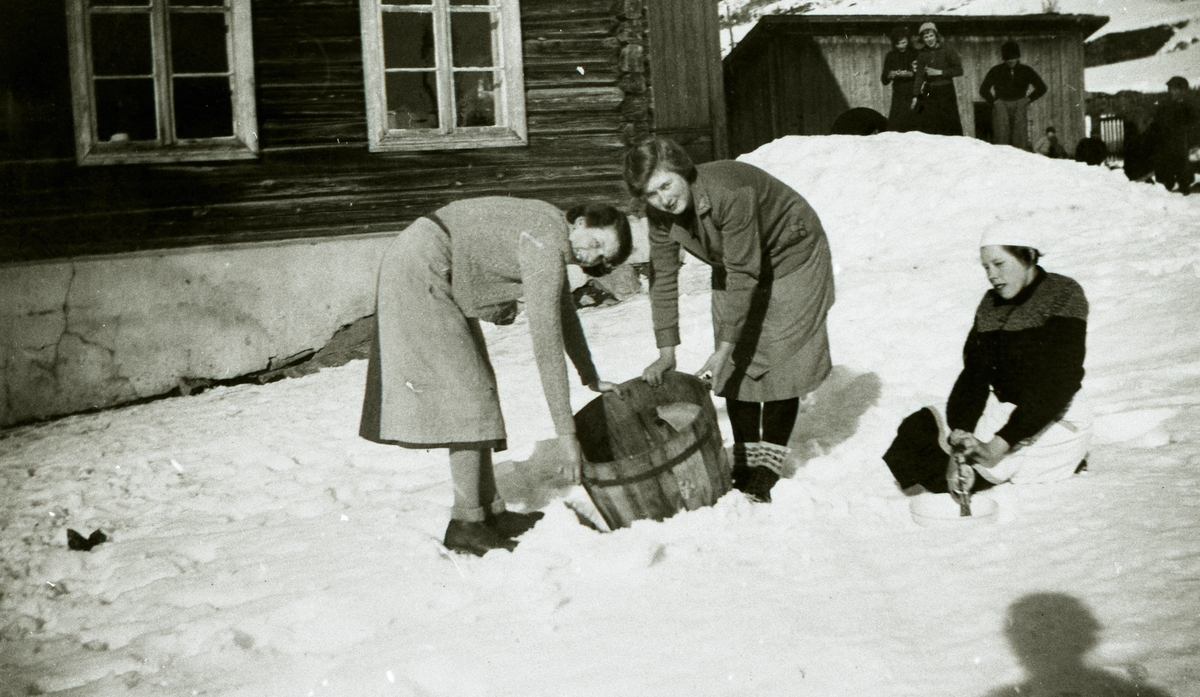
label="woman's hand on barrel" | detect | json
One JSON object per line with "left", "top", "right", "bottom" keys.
{"left": 641, "top": 347, "right": 677, "bottom": 386}
{"left": 558, "top": 434, "right": 585, "bottom": 484}
{"left": 695, "top": 342, "right": 736, "bottom": 390}
{"left": 588, "top": 380, "right": 623, "bottom": 397}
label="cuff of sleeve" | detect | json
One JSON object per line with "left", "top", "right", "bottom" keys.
{"left": 714, "top": 323, "right": 740, "bottom": 345}
{"left": 577, "top": 367, "right": 599, "bottom": 387}
{"left": 655, "top": 327, "right": 681, "bottom": 348}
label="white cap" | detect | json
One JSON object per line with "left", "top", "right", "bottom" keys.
{"left": 980, "top": 220, "right": 1044, "bottom": 253}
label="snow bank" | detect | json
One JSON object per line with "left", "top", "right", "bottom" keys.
{"left": 3, "top": 133, "right": 1200, "bottom": 697}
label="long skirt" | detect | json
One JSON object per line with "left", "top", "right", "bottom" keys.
{"left": 914, "top": 83, "right": 963, "bottom": 136}
{"left": 712, "top": 241, "right": 834, "bottom": 403}
{"left": 970, "top": 394, "right": 1091, "bottom": 484}
{"left": 359, "top": 218, "right": 507, "bottom": 450}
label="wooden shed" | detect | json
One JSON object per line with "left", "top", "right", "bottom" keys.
{"left": 724, "top": 14, "right": 1109, "bottom": 157}
{"left": 0, "top": 0, "right": 728, "bottom": 425}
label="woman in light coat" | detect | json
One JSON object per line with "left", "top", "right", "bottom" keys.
{"left": 360, "top": 197, "right": 632, "bottom": 555}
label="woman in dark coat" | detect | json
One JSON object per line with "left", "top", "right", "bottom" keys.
{"left": 360, "top": 197, "right": 632, "bottom": 555}
{"left": 883, "top": 224, "right": 1092, "bottom": 499}
{"left": 911, "top": 22, "right": 964, "bottom": 136}
{"left": 881, "top": 26, "right": 918, "bottom": 131}
{"left": 623, "top": 137, "right": 836, "bottom": 503}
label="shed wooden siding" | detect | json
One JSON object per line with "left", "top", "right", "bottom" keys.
{"left": 0, "top": 0, "right": 654, "bottom": 264}
{"left": 724, "top": 16, "right": 1102, "bottom": 157}
{"left": 646, "top": 0, "right": 729, "bottom": 159}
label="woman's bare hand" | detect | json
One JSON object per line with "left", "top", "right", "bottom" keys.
{"left": 695, "top": 342, "right": 736, "bottom": 390}
{"left": 642, "top": 348, "right": 677, "bottom": 386}
{"left": 558, "top": 434, "right": 584, "bottom": 485}
{"left": 588, "top": 380, "right": 623, "bottom": 396}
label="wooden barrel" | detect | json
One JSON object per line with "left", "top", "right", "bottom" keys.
{"left": 573, "top": 371, "right": 731, "bottom": 529}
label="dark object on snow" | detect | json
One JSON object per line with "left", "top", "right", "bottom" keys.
{"left": 1074, "top": 137, "right": 1108, "bottom": 166}
{"left": 67, "top": 528, "right": 108, "bottom": 551}
{"left": 485, "top": 509, "right": 544, "bottom": 539}
{"left": 443, "top": 519, "right": 517, "bottom": 556}
{"left": 1122, "top": 121, "right": 1155, "bottom": 181}
{"left": 882, "top": 407, "right": 952, "bottom": 491}
{"left": 829, "top": 107, "right": 888, "bottom": 135}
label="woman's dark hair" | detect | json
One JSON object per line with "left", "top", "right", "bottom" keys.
{"left": 566, "top": 203, "right": 634, "bottom": 277}
{"left": 889, "top": 26, "right": 910, "bottom": 47}
{"left": 1003, "top": 245, "right": 1041, "bottom": 267}
{"left": 622, "top": 137, "right": 698, "bottom": 198}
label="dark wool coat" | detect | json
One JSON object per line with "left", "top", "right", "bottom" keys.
{"left": 912, "top": 39, "right": 964, "bottom": 136}
{"left": 946, "top": 269, "right": 1088, "bottom": 447}
{"left": 881, "top": 47, "right": 919, "bottom": 129}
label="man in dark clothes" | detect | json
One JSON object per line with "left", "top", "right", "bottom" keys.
{"left": 979, "top": 41, "right": 1048, "bottom": 150}
{"left": 1147, "top": 76, "right": 1197, "bottom": 194}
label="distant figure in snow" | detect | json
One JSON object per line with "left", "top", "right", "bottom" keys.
{"left": 1147, "top": 75, "right": 1197, "bottom": 194}
{"left": 624, "top": 137, "right": 836, "bottom": 504}
{"left": 1034, "top": 126, "right": 1069, "bottom": 159}
{"left": 882, "top": 223, "right": 1092, "bottom": 498}
{"left": 979, "top": 40, "right": 1048, "bottom": 150}
{"left": 359, "top": 197, "right": 632, "bottom": 556}
{"left": 911, "top": 22, "right": 964, "bottom": 136}
{"left": 880, "top": 26, "right": 918, "bottom": 131}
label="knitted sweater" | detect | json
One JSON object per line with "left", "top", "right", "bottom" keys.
{"left": 945, "top": 269, "right": 1088, "bottom": 446}
{"left": 434, "top": 197, "right": 599, "bottom": 435}
{"left": 978, "top": 62, "right": 1048, "bottom": 103}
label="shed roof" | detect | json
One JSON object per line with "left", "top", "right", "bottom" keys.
{"left": 726, "top": 14, "right": 1110, "bottom": 65}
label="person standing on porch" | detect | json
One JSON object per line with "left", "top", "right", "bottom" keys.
{"left": 911, "top": 22, "right": 964, "bottom": 136}
{"left": 881, "top": 26, "right": 919, "bottom": 131}
{"left": 979, "top": 40, "right": 1048, "bottom": 150}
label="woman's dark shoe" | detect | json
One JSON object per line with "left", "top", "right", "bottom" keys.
{"left": 731, "top": 442, "right": 758, "bottom": 492}
{"left": 443, "top": 519, "right": 518, "bottom": 556}
{"left": 744, "top": 466, "right": 780, "bottom": 503}
{"left": 485, "top": 510, "right": 545, "bottom": 538}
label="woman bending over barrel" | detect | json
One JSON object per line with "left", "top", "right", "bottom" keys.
{"left": 623, "top": 137, "right": 836, "bottom": 503}
{"left": 883, "top": 224, "right": 1092, "bottom": 500}
{"left": 360, "top": 197, "right": 632, "bottom": 556}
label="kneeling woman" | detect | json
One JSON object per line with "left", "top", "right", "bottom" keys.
{"left": 360, "top": 198, "right": 632, "bottom": 556}
{"left": 884, "top": 227, "right": 1091, "bottom": 495}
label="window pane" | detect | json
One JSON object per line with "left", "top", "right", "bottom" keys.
{"left": 382, "top": 12, "right": 435, "bottom": 69}
{"left": 170, "top": 12, "right": 229, "bottom": 74}
{"left": 449, "top": 0, "right": 493, "bottom": 5}
{"left": 173, "top": 76, "right": 234, "bottom": 138}
{"left": 455, "top": 72, "right": 495, "bottom": 127}
{"left": 382, "top": 0, "right": 430, "bottom": 5}
{"left": 91, "top": 13, "right": 152, "bottom": 76}
{"left": 385, "top": 72, "right": 438, "bottom": 130}
{"left": 94, "top": 77, "right": 157, "bottom": 141}
{"left": 90, "top": 0, "right": 149, "bottom": 6}
{"left": 172, "top": 0, "right": 225, "bottom": 6}
{"left": 450, "top": 12, "right": 495, "bottom": 68}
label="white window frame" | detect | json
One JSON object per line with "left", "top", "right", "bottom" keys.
{"left": 65, "top": 0, "right": 258, "bottom": 166}
{"left": 359, "top": 0, "right": 527, "bottom": 151}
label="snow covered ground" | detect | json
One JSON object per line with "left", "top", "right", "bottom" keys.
{"left": 718, "top": 0, "right": 1200, "bottom": 92}
{"left": 3, "top": 133, "right": 1200, "bottom": 697}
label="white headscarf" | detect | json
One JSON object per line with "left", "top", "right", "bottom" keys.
{"left": 980, "top": 221, "right": 1044, "bottom": 253}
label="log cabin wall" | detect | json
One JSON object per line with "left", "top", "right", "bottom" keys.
{"left": 1, "top": 0, "right": 654, "bottom": 264}
{"left": 724, "top": 14, "right": 1106, "bottom": 158}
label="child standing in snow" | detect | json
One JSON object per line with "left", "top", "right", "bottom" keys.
{"left": 883, "top": 224, "right": 1092, "bottom": 496}
{"left": 359, "top": 198, "right": 632, "bottom": 555}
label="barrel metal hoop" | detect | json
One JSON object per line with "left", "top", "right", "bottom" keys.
{"left": 582, "top": 419, "right": 712, "bottom": 489}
